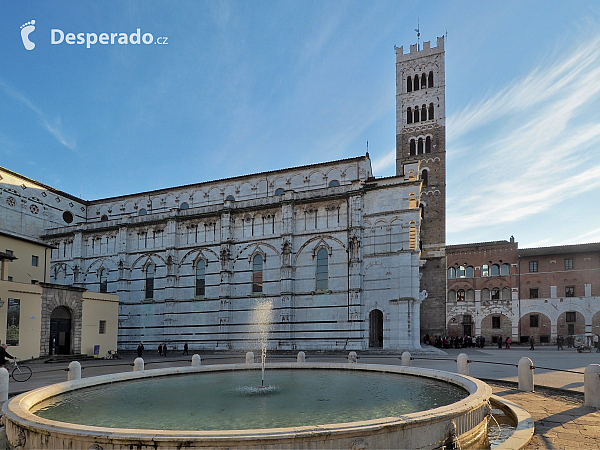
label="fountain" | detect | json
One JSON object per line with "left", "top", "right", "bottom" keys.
{"left": 251, "top": 296, "right": 273, "bottom": 389}
{"left": 1, "top": 298, "right": 532, "bottom": 449}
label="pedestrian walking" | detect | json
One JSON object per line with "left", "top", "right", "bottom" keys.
{"left": 557, "top": 335, "right": 564, "bottom": 350}
{"left": 498, "top": 336, "right": 503, "bottom": 349}
{"left": 137, "top": 342, "right": 144, "bottom": 357}
{"left": 183, "top": 342, "right": 189, "bottom": 355}
{"left": 505, "top": 336, "right": 511, "bottom": 349}
{"left": 529, "top": 335, "right": 535, "bottom": 350}
{"left": 594, "top": 334, "right": 599, "bottom": 352}
{"left": 162, "top": 343, "right": 168, "bottom": 356}
{"left": 158, "top": 343, "right": 163, "bottom": 356}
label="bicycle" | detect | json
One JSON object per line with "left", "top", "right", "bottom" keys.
{"left": 9, "top": 359, "right": 32, "bottom": 382}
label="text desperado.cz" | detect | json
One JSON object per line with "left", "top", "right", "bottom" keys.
{"left": 51, "top": 29, "right": 168, "bottom": 48}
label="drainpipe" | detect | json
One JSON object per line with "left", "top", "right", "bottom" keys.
{"left": 517, "top": 254, "right": 521, "bottom": 343}
{"left": 44, "top": 247, "right": 49, "bottom": 283}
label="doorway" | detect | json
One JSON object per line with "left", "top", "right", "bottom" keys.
{"left": 369, "top": 309, "right": 383, "bottom": 348}
{"left": 50, "top": 306, "right": 72, "bottom": 355}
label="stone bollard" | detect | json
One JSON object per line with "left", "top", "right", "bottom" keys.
{"left": 457, "top": 353, "right": 469, "bottom": 376}
{"left": 348, "top": 351, "right": 358, "bottom": 363}
{"left": 297, "top": 351, "right": 306, "bottom": 363}
{"left": 133, "top": 357, "right": 145, "bottom": 371}
{"left": 67, "top": 361, "right": 81, "bottom": 381}
{"left": 191, "top": 354, "right": 201, "bottom": 367}
{"left": 401, "top": 351, "right": 412, "bottom": 367}
{"left": 0, "top": 368, "right": 9, "bottom": 405}
{"left": 246, "top": 351, "right": 255, "bottom": 364}
{"left": 584, "top": 364, "right": 600, "bottom": 408}
{"left": 518, "top": 357, "right": 534, "bottom": 392}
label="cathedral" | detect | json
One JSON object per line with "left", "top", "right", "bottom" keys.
{"left": 0, "top": 37, "right": 447, "bottom": 354}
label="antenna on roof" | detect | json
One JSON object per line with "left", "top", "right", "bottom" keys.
{"left": 415, "top": 18, "right": 421, "bottom": 50}
{"left": 445, "top": 30, "right": 448, "bottom": 42}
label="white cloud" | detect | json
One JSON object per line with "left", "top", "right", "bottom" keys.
{"left": 447, "top": 31, "right": 600, "bottom": 235}
{"left": 371, "top": 148, "right": 395, "bottom": 174}
{"left": 0, "top": 80, "right": 77, "bottom": 150}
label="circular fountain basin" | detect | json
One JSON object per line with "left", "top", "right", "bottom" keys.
{"left": 3, "top": 363, "right": 493, "bottom": 449}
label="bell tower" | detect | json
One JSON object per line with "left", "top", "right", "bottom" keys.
{"left": 396, "top": 37, "right": 446, "bottom": 337}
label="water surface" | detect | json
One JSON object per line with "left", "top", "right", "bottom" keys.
{"left": 32, "top": 369, "right": 468, "bottom": 431}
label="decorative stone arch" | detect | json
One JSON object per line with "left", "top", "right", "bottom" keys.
{"left": 40, "top": 285, "right": 85, "bottom": 356}
{"left": 312, "top": 239, "right": 332, "bottom": 259}
{"left": 248, "top": 246, "right": 267, "bottom": 265}
{"left": 131, "top": 253, "right": 165, "bottom": 271}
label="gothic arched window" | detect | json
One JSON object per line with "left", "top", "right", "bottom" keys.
{"left": 409, "top": 139, "right": 416, "bottom": 156}
{"left": 99, "top": 269, "right": 108, "bottom": 293}
{"left": 413, "top": 74, "right": 419, "bottom": 91}
{"left": 417, "top": 138, "right": 424, "bottom": 154}
{"left": 421, "top": 104, "right": 427, "bottom": 120}
{"left": 252, "top": 255, "right": 263, "bottom": 294}
{"left": 422, "top": 169, "right": 428, "bottom": 186}
{"left": 407, "top": 76, "right": 412, "bottom": 92}
{"left": 448, "top": 267, "right": 456, "bottom": 279}
{"left": 316, "top": 248, "right": 328, "bottom": 291}
{"left": 428, "top": 71, "right": 434, "bottom": 87}
{"left": 407, "top": 107, "right": 412, "bottom": 124}
{"left": 421, "top": 73, "right": 427, "bottom": 89}
{"left": 195, "top": 260, "right": 206, "bottom": 297}
{"left": 414, "top": 107, "right": 420, "bottom": 123}
{"left": 145, "top": 265, "right": 155, "bottom": 299}
{"left": 491, "top": 264, "right": 500, "bottom": 276}
{"left": 429, "top": 103, "right": 435, "bottom": 120}
{"left": 501, "top": 263, "right": 510, "bottom": 275}
{"left": 425, "top": 136, "right": 431, "bottom": 153}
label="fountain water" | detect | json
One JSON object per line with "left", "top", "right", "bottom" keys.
{"left": 250, "top": 297, "right": 273, "bottom": 388}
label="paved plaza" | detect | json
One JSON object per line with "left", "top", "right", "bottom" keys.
{"left": 1, "top": 345, "right": 599, "bottom": 449}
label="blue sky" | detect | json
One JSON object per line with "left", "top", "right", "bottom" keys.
{"left": 1, "top": 1, "right": 600, "bottom": 248}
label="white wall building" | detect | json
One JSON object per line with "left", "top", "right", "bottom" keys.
{"left": 1, "top": 156, "right": 425, "bottom": 351}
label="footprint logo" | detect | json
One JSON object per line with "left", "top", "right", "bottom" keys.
{"left": 20, "top": 20, "right": 36, "bottom": 50}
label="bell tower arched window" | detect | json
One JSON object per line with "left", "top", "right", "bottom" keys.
{"left": 422, "top": 169, "right": 428, "bottom": 186}
{"left": 429, "top": 103, "right": 434, "bottom": 120}
{"left": 407, "top": 107, "right": 412, "bottom": 124}
{"left": 413, "top": 74, "right": 419, "bottom": 91}
{"left": 417, "top": 138, "right": 424, "bottom": 154}
{"left": 422, "top": 104, "right": 427, "bottom": 120}
{"left": 409, "top": 139, "right": 416, "bottom": 156}
{"left": 414, "top": 107, "right": 419, "bottom": 123}
{"left": 425, "top": 136, "right": 431, "bottom": 153}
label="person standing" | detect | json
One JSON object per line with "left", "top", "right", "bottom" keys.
{"left": 594, "top": 334, "right": 599, "bottom": 353}
{"left": 158, "top": 343, "right": 163, "bottom": 356}
{"left": 529, "top": 336, "right": 535, "bottom": 350}
{"left": 498, "top": 336, "right": 503, "bottom": 349}
{"left": 505, "top": 336, "right": 511, "bottom": 349}
{"left": 137, "top": 342, "right": 144, "bottom": 357}
{"left": 557, "top": 335, "right": 564, "bottom": 350}
{"left": 183, "top": 342, "right": 189, "bottom": 356}
{"left": 162, "top": 343, "right": 168, "bottom": 356}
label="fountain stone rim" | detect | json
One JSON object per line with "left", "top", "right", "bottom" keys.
{"left": 3, "top": 362, "right": 493, "bottom": 448}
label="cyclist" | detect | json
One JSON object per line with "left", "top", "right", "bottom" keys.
{"left": 0, "top": 343, "right": 15, "bottom": 369}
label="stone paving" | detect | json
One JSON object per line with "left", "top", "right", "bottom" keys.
{"left": 0, "top": 347, "right": 598, "bottom": 449}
